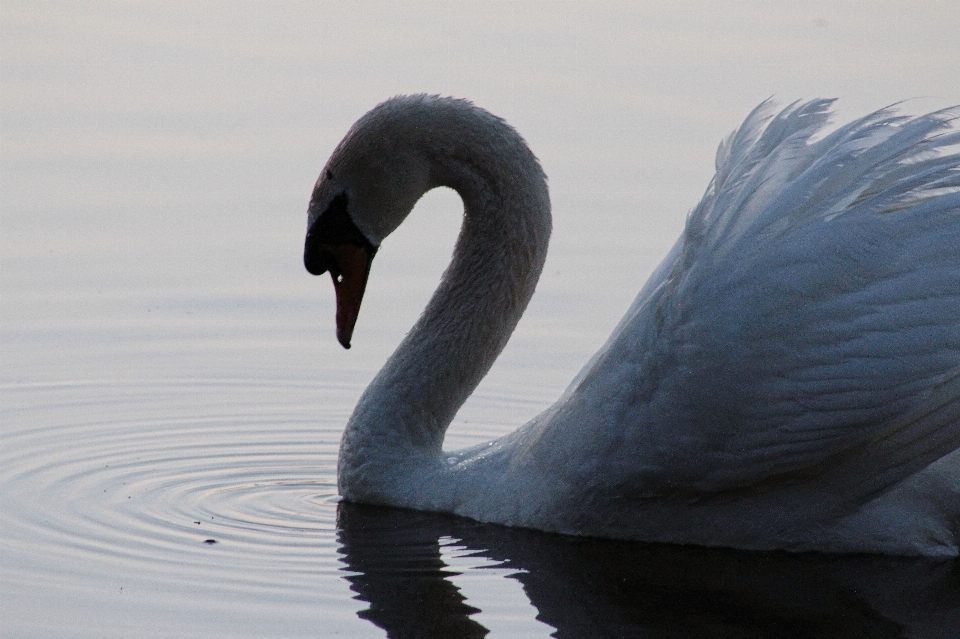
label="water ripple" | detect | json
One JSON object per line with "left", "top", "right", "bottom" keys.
{"left": 1, "top": 379, "right": 352, "bottom": 604}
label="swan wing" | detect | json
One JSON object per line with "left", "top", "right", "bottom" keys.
{"left": 569, "top": 101, "right": 960, "bottom": 517}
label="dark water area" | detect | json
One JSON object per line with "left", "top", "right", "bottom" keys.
{"left": 338, "top": 503, "right": 960, "bottom": 638}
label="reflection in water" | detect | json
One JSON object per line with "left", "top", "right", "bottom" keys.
{"left": 338, "top": 502, "right": 960, "bottom": 638}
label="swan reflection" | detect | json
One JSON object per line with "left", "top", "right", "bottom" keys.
{"left": 337, "top": 501, "right": 960, "bottom": 638}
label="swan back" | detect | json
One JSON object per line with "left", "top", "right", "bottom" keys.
{"left": 530, "top": 101, "right": 960, "bottom": 547}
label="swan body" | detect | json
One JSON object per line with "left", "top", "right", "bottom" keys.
{"left": 304, "top": 95, "right": 960, "bottom": 556}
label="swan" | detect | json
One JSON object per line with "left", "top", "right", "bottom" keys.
{"left": 304, "top": 95, "right": 960, "bottom": 556}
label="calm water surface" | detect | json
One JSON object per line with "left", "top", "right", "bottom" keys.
{"left": 3, "top": 3, "right": 960, "bottom": 637}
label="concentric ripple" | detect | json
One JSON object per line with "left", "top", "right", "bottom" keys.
{"left": 1, "top": 379, "right": 356, "bottom": 611}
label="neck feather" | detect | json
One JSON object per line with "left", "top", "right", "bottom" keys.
{"left": 339, "top": 120, "right": 550, "bottom": 499}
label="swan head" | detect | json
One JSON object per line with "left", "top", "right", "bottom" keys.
{"left": 304, "top": 94, "right": 549, "bottom": 349}
{"left": 304, "top": 96, "right": 443, "bottom": 348}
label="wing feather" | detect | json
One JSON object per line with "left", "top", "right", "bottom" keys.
{"left": 579, "top": 101, "right": 960, "bottom": 522}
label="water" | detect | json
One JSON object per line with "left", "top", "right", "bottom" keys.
{"left": 3, "top": 2, "right": 959, "bottom": 637}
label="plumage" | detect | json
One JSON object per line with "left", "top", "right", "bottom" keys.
{"left": 304, "top": 95, "right": 960, "bottom": 555}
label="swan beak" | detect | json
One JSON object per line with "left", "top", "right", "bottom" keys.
{"left": 318, "top": 243, "right": 376, "bottom": 349}
{"left": 303, "top": 190, "right": 376, "bottom": 348}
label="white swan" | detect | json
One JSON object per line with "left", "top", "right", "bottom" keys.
{"left": 304, "top": 95, "right": 960, "bottom": 556}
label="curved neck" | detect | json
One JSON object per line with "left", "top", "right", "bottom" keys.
{"left": 339, "top": 125, "right": 551, "bottom": 491}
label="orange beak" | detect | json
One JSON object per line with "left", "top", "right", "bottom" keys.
{"left": 320, "top": 243, "right": 376, "bottom": 349}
